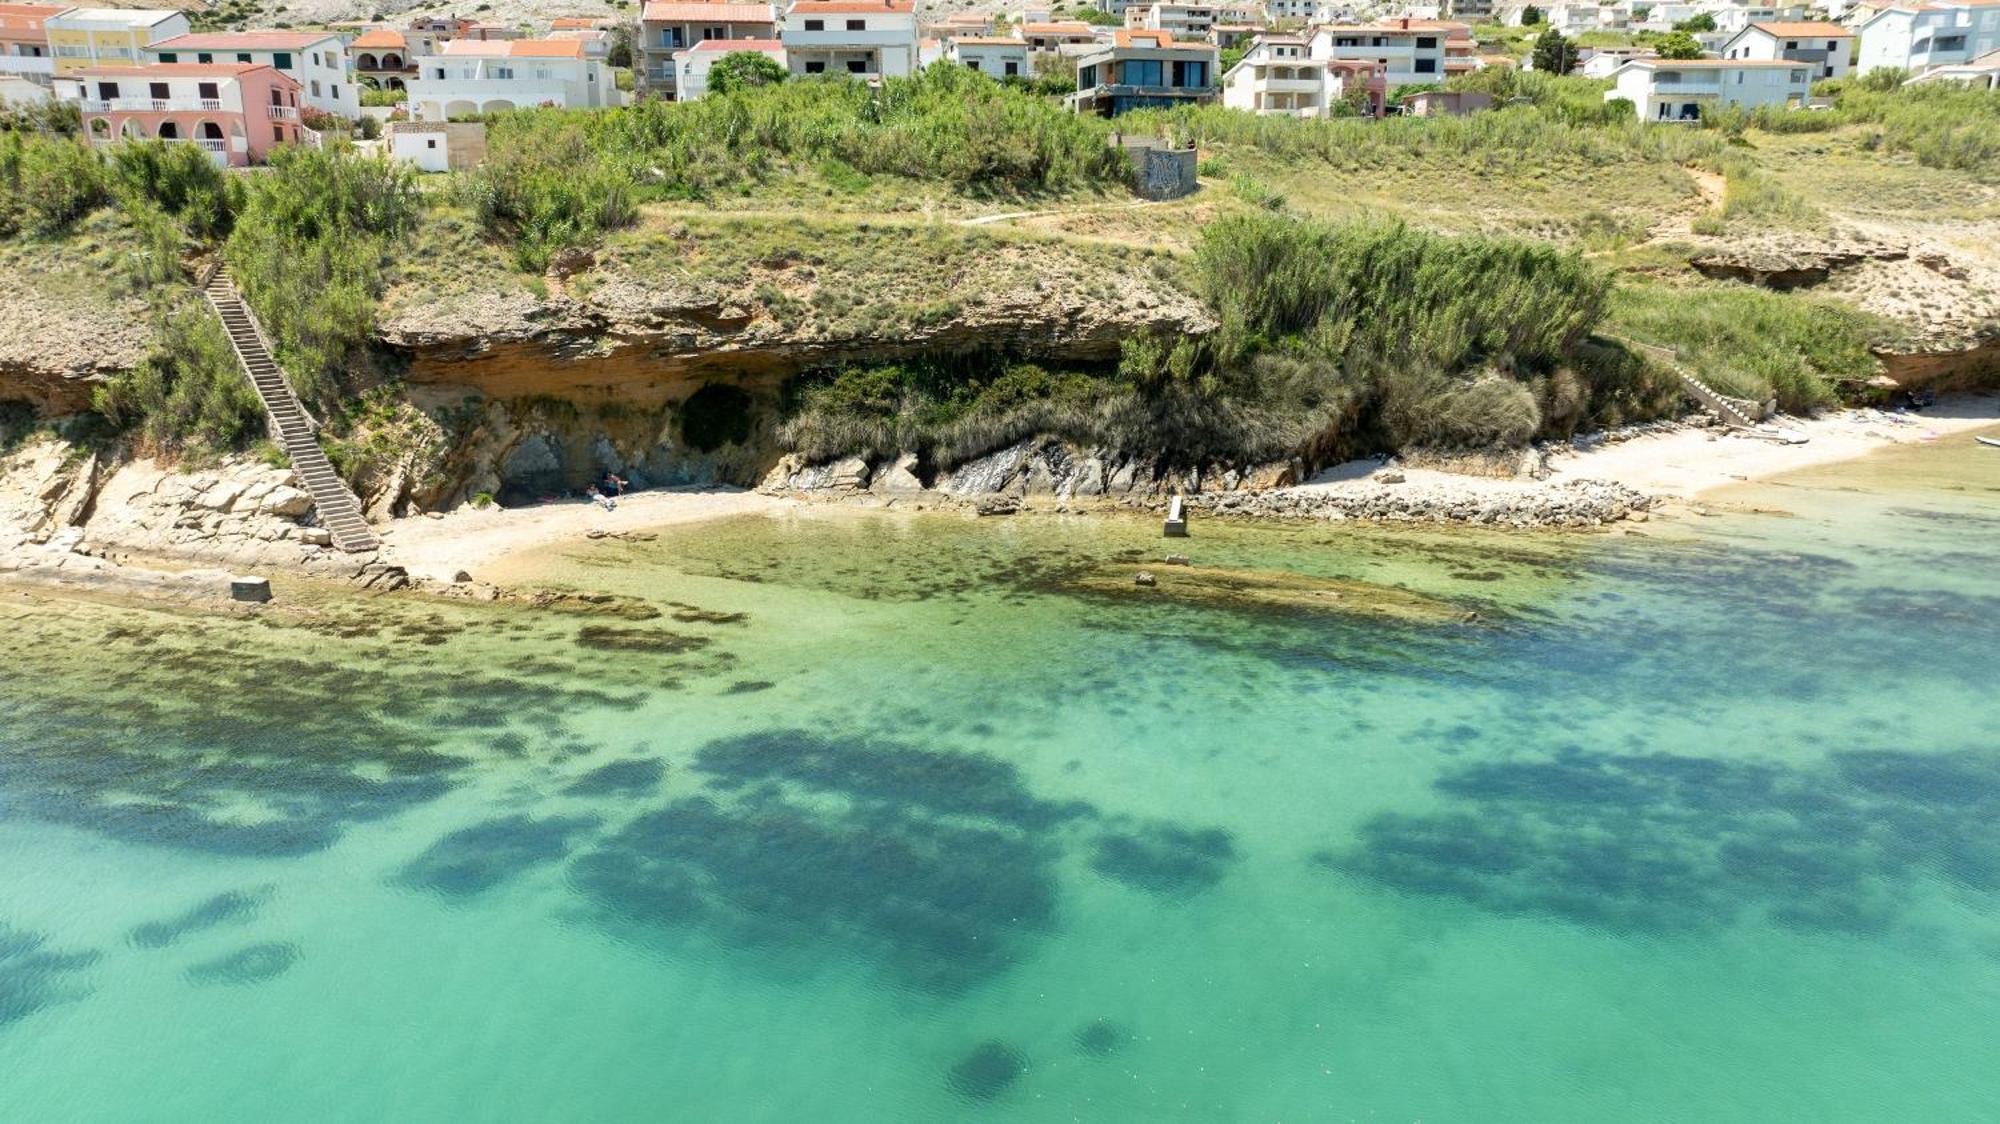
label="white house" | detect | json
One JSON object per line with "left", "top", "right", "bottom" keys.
{"left": 944, "top": 34, "right": 1029, "bottom": 76}
{"left": 1606, "top": 57, "right": 1813, "bottom": 120}
{"left": 1581, "top": 46, "right": 1654, "bottom": 78}
{"left": 1220, "top": 35, "right": 1332, "bottom": 114}
{"left": 1903, "top": 42, "right": 1999, "bottom": 84}
{"left": 44, "top": 7, "right": 189, "bottom": 78}
{"left": 145, "top": 31, "right": 358, "bottom": 118}
{"left": 1721, "top": 21, "right": 1853, "bottom": 80}
{"left": 1308, "top": 18, "right": 1457, "bottom": 88}
{"left": 1128, "top": 2, "right": 1220, "bottom": 37}
{"left": 407, "top": 38, "right": 621, "bottom": 121}
{"left": 1014, "top": 20, "right": 1098, "bottom": 52}
{"left": 779, "top": 0, "right": 919, "bottom": 78}
{"left": 1857, "top": 1, "right": 2000, "bottom": 77}
{"left": 674, "top": 37, "right": 785, "bottom": 97}
{"left": 388, "top": 119, "right": 450, "bottom": 171}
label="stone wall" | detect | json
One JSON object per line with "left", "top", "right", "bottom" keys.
{"left": 1128, "top": 145, "right": 1198, "bottom": 202}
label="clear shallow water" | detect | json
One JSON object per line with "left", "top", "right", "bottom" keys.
{"left": 3, "top": 437, "right": 1999, "bottom": 1121}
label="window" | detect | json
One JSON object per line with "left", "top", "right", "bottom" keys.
{"left": 964, "top": 59, "right": 981, "bottom": 70}
{"left": 274, "top": 51, "right": 292, "bottom": 68}
{"left": 704, "top": 26, "right": 725, "bottom": 39}
{"left": 1078, "top": 62, "right": 1096, "bottom": 86}
{"left": 1125, "top": 58, "right": 1163, "bottom": 85}
{"left": 1827, "top": 40, "right": 1838, "bottom": 50}
{"left": 1416, "top": 36, "right": 1436, "bottom": 47}
{"left": 236, "top": 52, "right": 252, "bottom": 63}
{"left": 310, "top": 79, "right": 321, "bottom": 95}
{"left": 427, "top": 138, "right": 436, "bottom": 148}
{"left": 804, "top": 18, "right": 823, "bottom": 30}
{"left": 1414, "top": 57, "right": 1436, "bottom": 72}
{"left": 1004, "top": 60, "right": 1018, "bottom": 75}
{"left": 846, "top": 18, "right": 865, "bottom": 29}
{"left": 805, "top": 59, "right": 825, "bottom": 72}
{"left": 158, "top": 51, "right": 177, "bottom": 62}
{"left": 273, "top": 125, "right": 284, "bottom": 142}
{"left": 1785, "top": 40, "right": 1797, "bottom": 49}
{"left": 332, "top": 84, "right": 340, "bottom": 98}
{"left": 663, "top": 28, "right": 683, "bottom": 46}
{"left": 198, "top": 81, "right": 218, "bottom": 99}
{"left": 494, "top": 66, "right": 513, "bottom": 78}
{"left": 846, "top": 58, "right": 865, "bottom": 72}
{"left": 149, "top": 81, "right": 168, "bottom": 99}
{"left": 197, "top": 52, "right": 213, "bottom": 63}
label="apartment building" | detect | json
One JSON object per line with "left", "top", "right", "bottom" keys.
{"left": 1857, "top": 0, "right": 2000, "bottom": 75}
{"left": 407, "top": 38, "right": 620, "bottom": 120}
{"left": 1069, "top": 28, "right": 1217, "bottom": 115}
{"left": 1605, "top": 57, "right": 1812, "bottom": 119}
{"left": 1307, "top": 18, "right": 1463, "bottom": 88}
{"left": 145, "top": 31, "right": 357, "bottom": 118}
{"left": 779, "top": 0, "right": 920, "bottom": 80}
{"left": 77, "top": 61, "right": 307, "bottom": 165}
{"left": 1721, "top": 20, "right": 1853, "bottom": 80}
{"left": 945, "top": 35, "right": 1029, "bottom": 76}
{"left": 45, "top": 8, "right": 188, "bottom": 77}
{"left": 0, "top": 4, "right": 62, "bottom": 87}
{"left": 674, "top": 36, "right": 785, "bottom": 97}
{"left": 640, "top": 0, "right": 779, "bottom": 96}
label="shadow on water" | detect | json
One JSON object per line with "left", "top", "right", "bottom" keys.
{"left": 567, "top": 729, "right": 1238, "bottom": 993}
{"left": 185, "top": 942, "right": 300, "bottom": 987}
{"left": 399, "top": 814, "right": 603, "bottom": 899}
{"left": 0, "top": 923, "right": 98, "bottom": 1029}
{"left": 1334, "top": 744, "right": 2000, "bottom": 935}
{"left": 128, "top": 888, "right": 271, "bottom": 949}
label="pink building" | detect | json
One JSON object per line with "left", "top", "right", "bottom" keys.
{"left": 78, "top": 62, "right": 309, "bottom": 167}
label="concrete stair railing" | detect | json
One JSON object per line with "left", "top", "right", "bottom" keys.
{"left": 201, "top": 266, "right": 378, "bottom": 553}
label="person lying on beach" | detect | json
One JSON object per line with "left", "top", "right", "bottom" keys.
{"left": 586, "top": 486, "right": 616, "bottom": 511}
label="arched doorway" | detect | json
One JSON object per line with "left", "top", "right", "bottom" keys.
{"left": 119, "top": 119, "right": 145, "bottom": 141}
{"left": 157, "top": 120, "right": 180, "bottom": 139}
{"left": 383, "top": 52, "right": 403, "bottom": 69}
{"left": 443, "top": 99, "right": 477, "bottom": 119}
{"left": 387, "top": 76, "right": 405, "bottom": 91}
{"left": 480, "top": 98, "right": 514, "bottom": 114}
{"left": 357, "top": 52, "right": 378, "bottom": 70}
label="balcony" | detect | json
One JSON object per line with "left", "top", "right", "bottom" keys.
{"left": 267, "top": 104, "right": 299, "bottom": 120}
{"left": 85, "top": 97, "right": 225, "bottom": 113}
{"left": 0, "top": 55, "right": 54, "bottom": 77}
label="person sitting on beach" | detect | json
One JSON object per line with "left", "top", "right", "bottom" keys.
{"left": 600, "top": 471, "right": 629, "bottom": 497}
{"left": 586, "top": 486, "right": 616, "bottom": 511}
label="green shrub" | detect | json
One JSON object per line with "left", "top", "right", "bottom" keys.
{"left": 108, "top": 140, "right": 238, "bottom": 239}
{"left": 1, "top": 134, "right": 105, "bottom": 233}
{"left": 1607, "top": 283, "right": 1885, "bottom": 411}
{"left": 94, "top": 297, "right": 263, "bottom": 457}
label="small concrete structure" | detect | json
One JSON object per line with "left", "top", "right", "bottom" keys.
{"left": 1164, "top": 493, "right": 1188, "bottom": 536}
{"left": 229, "top": 574, "right": 272, "bottom": 602}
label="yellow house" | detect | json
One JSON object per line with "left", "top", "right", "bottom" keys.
{"left": 46, "top": 7, "right": 188, "bottom": 75}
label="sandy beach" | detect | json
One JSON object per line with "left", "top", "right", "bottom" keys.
{"left": 1292, "top": 395, "right": 2000, "bottom": 505}
{"left": 381, "top": 487, "right": 787, "bottom": 581}
{"left": 374, "top": 395, "right": 2000, "bottom": 578}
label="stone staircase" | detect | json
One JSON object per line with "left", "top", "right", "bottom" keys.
{"left": 201, "top": 266, "right": 378, "bottom": 553}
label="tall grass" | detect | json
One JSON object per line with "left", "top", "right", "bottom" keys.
{"left": 226, "top": 147, "right": 420, "bottom": 403}
{"left": 780, "top": 215, "right": 1676, "bottom": 467}
{"left": 1607, "top": 282, "right": 1885, "bottom": 411}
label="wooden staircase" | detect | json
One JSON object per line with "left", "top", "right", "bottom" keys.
{"left": 201, "top": 266, "right": 378, "bottom": 553}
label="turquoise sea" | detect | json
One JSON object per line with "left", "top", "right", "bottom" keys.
{"left": 3, "top": 435, "right": 1998, "bottom": 1121}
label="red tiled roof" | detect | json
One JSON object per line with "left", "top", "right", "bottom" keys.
{"left": 950, "top": 35, "right": 1026, "bottom": 45}
{"left": 643, "top": 0, "right": 776, "bottom": 19}
{"left": 1018, "top": 21, "right": 1093, "bottom": 34}
{"left": 686, "top": 36, "right": 782, "bottom": 50}
{"left": 350, "top": 29, "right": 405, "bottom": 48}
{"left": 78, "top": 61, "right": 297, "bottom": 84}
{"left": 1748, "top": 20, "right": 1852, "bottom": 36}
{"left": 439, "top": 37, "right": 586, "bottom": 57}
{"left": 787, "top": 0, "right": 914, "bottom": 12}
{"left": 550, "top": 17, "right": 604, "bottom": 28}
{"left": 149, "top": 31, "right": 337, "bottom": 50}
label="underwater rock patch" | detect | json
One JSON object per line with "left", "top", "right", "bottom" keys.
{"left": 1091, "top": 825, "right": 1237, "bottom": 896}
{"left": 0, "top": 923, "right": 99, "bottom": 1028}
{"left": 1075, "top": 1018, "right": 1130, "bottom": 1058}
{"left": 574, "top": 626, "right": 712, "bottom": 654}
{"left": 1336, "top": 745, "right": 2000, "bottom": 933}
{"left": 563, "top": 759, "right": 665, "bottom": 797}
{"left": 400, "top": 814, "right": 601, "bottom": 898}
{"left": 946, "top": 1040, "right": 1028, "bottom": 1101}
{"left": 185, "top": 941, "right": 298, "bottom": 987}
{"left": 129, "top": 888, "right": 268, "bottom": 949}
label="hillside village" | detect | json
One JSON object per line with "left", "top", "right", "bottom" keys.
{"left": 0, "top": 0, "right": 1996, "bottom": 573}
